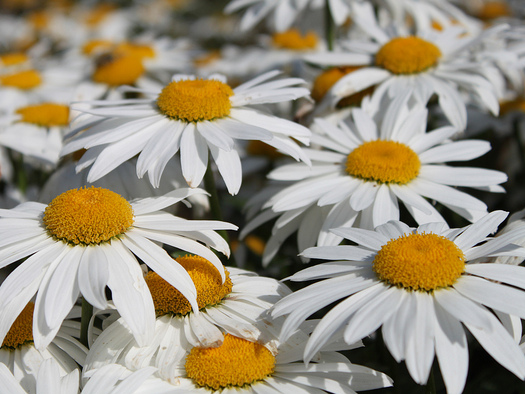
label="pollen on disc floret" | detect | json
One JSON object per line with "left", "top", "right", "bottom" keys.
{"left": 156, "top": 78, "right": 234, "bottom": 122}
{"left": 375, "top": 36, "right": 442, "bottom": 75}
{"left": 346, "top": 140, "right": 421, "bottom": 184}
{"left": 373, "top": 233, "right": 466, "bottom": 291}
{"left": 1, "top": 303, "right": 34, "bottom": 350}
{"left": 185, "top": 334, "right": 275, "bottom": 390}
{"left": 145, "top": 254, "right": 233, "bottom": 316}
{"left": 42, "top": 186, "right": 134, "bottom": 245}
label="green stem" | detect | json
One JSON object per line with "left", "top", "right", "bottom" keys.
{"left": 203, "top": 161, "right": 237, "bottom": 267}
{"left": 325, "top": 0, "right": 335, "bottom": 51}
{"left": 80, "top": 297, "right": 93, "bottom": 348}
{"left": 425, "top": 365, "right": 437, "bottom": 394}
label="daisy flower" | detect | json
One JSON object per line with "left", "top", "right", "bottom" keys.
{"left": 272, "top": 210, "right": 525, "bottom": 393}
{"left": 0, "top": 186, "right": 237, "bottom": 351}
{"left": 84, "top": 255, "right": 293, "bottom": 383}
{"left": 61, "top": 70, "right": 311, "bottom": 195}
{"left": 305, "top": 1, "right": 507, "bottom": 130}
{"left": 243, "top": 95, "right": 507, "bottom": 264}
{"left": 0, "top": 61, "right": 82, "bottom": 111}
{"left": 76, "top": 36, "right": 192, "bottom": 89}
{"left": 85, "top": 319, "right": 392, "bottom": 394}
{"left": 0, "top": 100, "right": 71, "bottom": 168}
{"left": 224, "top": 0, "right": 353, "bottom": 32}
{"left": 0, "top": 302, "right": 86, "bottom": 393}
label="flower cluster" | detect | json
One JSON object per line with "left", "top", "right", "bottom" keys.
{"left": 1, "top": 0, "right": 525, "bottom": 393}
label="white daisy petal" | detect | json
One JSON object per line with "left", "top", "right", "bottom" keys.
{"left": 78, "top": 246, "right": 109, "bottom": 311}
{"left": 103, "top": 242, "right": 156, "bottom": 347}
{"left": 465, "top": 308, "right": 525, "bottom": 380}
{"left": 209, "top": 144, "right": 242, "bottom": 196}
{"left": 453, "top": 276, "right": 525, "bottom": 320}
{"left": 180, "top": 123, "right": 208, "bottom": 188}
{"left": 433, "top": 301, "right": 469, "bottom": 394}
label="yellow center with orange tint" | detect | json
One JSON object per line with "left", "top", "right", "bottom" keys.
{"left": 477, "top": 1, "right": 511, "bottom": 20}
{"left": 92, "top": 54, "right": 145, "bottom": 86}
{"left": 0, "top": 52, "right": 29, "bottom": 66}
{"left": 0, "top": 70, "right": 42, "bottom": 89}
{"left": 271, "top": 29, "right": 318, "bottom": 50}
{"left": 346, "top": 140, "right": 420, "bottom": 184}
{"left": 373, "top": 233, "right": 466, "bottom": 291}
{"left": 145, "top": 254, "right": 232, "bottom": 316}
{"left": 116, "top": 42, "right": 155, "bottom": 59}
{"left": 156, "top": 79, "right": 234, "bottom": 122}
{"left": 16, "top": 103, "right": 70, "bottom": 127}
{"left": 2, "top": 303, "right": 34, "bottom": 349}
{"left": 311, "top": 66, "right": 374, "bottom": 107}
{"left": 185, "top": 334, "right": 275, "bottom": 390}
{"left": 42, "top": 187, "right": 134, "bottom": 245}
{"left": 376, "top": 36, "right": 442, "bottom": 74}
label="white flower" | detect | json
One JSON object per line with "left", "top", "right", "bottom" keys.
{"left": 61, "top": 70, "right": 311, "bottom": 195}
{"left": 0, "top": 100, "right": 70, "bottom": 168}
{"left": 0, "top": 187, "right": 237, "bottom": 350}
{"left": 84, "top": 261, "right": 292, "bottom": 383}
{"left": 224, "top": 0, "right": 353, "bottom": 32}
{"left": 85, "top": 320, "right": 392, "bottom": 394}
{"left": 243, "top": 94, "right": 507, "bottom": 264}
{"left": 0, "top": 303, "right": 86, "bottom": 394}
{"left": 272, "top": 211, "right": 525, "bottom": 394}
{"left": 305, "top": 1, "right": 507, "bottom": 130}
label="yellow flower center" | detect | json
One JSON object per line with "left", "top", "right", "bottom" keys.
{"left": 115, "top": 42, "right": 156, "bottom": 59}
{"left": 82, "top": 39, "right": 114, "bottom": 56}
{"left": 92, "top": 54, "right": 145, "bottom": 86}
{"left": 145, "top": 255, "right": 232, "bottom": 316}
{"left": 16, "top": 103, "right": 70, "bottom": 127}
{"left": 156, "top": 79, "right": 234, "bottom": 122}
{"left": 346, "top": 140, "right": 420, "bottom": 184}
{"left": 373, "top": 233, "right": 465, "bottom": 291}
{"left": 375, "top": 36, "right": 442, "bottom": 74}
{"left": 0, "top": 52, "right": 29, "bottom": 66}
{"left": 0, "top": 69, "right": 42, "bottom": 89}
{"left": 311, "top": 66, "right": 374, "bottom": 107}
{"left": 2, "top": 303, "right": 34, "bottom": 349}
{"left": 42, "top": 187, "right": 134, "bottom": 245}
{"left": 185, "top": 334, "right": 275, "bottom": 390}
{"left": 477, "top": 1, "right": 511, "bottom": 20}
{"left": 271, "top": 29, "right": 318, "bottom": 50}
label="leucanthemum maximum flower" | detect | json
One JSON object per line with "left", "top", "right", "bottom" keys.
{"left": 243, "top": 94, "right": 507, "bottom": 264}
{"left": 0, "top": 302, "right": 86, "bottom": 393}
{"left": 84, "top": 256, "right": 293, "bottom": 383}
{"left": 0, "top": 100, "right": 70, "bottom": 168}
{"left": 61, "top": 70, "right": 311, "bottom": 195}
{"left": 305, "top": 1, "right": 507, "bottom": 130}
{"left": 85, "top": 320, "right": 392, "bottom": 394}
{"left": 0, "top": 186, "right": 237, "bottom": 351}
{"left": 272, "top": 211, "right": 525, "bottom": 394}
